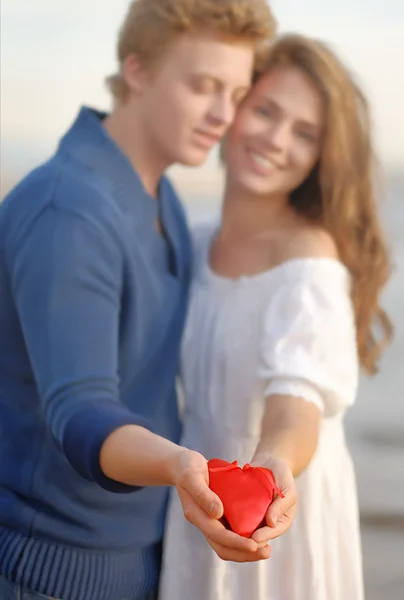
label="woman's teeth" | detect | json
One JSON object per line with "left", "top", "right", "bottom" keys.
{"left": 250, "top": 153, "right": 276, "bottom": 170}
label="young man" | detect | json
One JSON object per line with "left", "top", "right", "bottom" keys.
{"left": 0, "top": 1, "right": 277, "bottom": 599}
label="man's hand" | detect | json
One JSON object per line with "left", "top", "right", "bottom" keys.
{"left": 172, "top": 449, "right": 271, "bottom": 562}
{"left": 250, "top": 455, "right": 297, "bottom": 544}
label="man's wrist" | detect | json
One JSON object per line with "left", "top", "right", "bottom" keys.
{"left": 162, "top": 446, "right": 189, "bottom": 487}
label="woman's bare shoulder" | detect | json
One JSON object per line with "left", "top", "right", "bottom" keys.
{"left": 280, "top": 226, "right": 339, "bottom": 262}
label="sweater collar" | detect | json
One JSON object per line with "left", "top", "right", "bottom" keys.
{"left": 58, "top": 106, "right": 162, "bottom": 221}
{"left": 58, "top": 106, "right": 184, "bottom": 278}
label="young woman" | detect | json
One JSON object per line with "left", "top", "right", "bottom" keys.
{"left": 159, "top": 34, "right": 392, "bottom": 600}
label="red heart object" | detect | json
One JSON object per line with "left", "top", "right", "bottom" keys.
{"left": 208, "top": 458, "right": 284, "bottom": 538}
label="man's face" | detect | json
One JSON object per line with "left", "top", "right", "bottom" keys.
{"left": 133, "top": 32, "right": 255, "bottom": 167}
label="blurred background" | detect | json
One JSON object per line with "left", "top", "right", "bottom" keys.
{"left": 1, "top": 1, "right": 403, "bottom": 597}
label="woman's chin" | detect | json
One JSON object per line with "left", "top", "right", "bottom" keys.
{"left": 227, "top": 167, "right": 277, "bottom": 195}
{"left": 236, "top": 177, "right": 281, "bottom": 197}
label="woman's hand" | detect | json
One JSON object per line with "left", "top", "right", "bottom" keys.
{"left": 250, "top": 454, "right": 297, "bottom": 543}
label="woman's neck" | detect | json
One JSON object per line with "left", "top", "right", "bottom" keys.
{"left": 219, "top": 181, "right": 292, "bottom": 241}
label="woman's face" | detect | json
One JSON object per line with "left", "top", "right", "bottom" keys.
{"left": 225, "top": 65, "right": 325, "bottom": 197}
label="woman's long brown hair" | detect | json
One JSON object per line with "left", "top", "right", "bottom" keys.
{"left": 258, "top": 34, "right": 393, "bottom": 375}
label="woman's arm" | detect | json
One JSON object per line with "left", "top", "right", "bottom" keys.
{"left": 249, "top": 238, "right": 357, "bottom": 544}
{"left": 247, "top": 395, "right": 320, "bottom": 544}
{"left": 252, "top": 394, "right": 321, "bottom": 477}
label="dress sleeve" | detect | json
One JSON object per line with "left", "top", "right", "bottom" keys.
{"left": 259, "top": 264, "right": 359, "bottom": 417}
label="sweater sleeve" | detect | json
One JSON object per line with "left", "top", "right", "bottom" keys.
{"left": 9, "top": 205, "right": 152, "bottom": 492}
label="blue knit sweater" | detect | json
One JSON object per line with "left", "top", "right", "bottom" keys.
{"left": 0, "top": 107, "right": 191, "bottom": 600}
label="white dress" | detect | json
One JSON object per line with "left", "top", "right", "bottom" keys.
{"left": 159, "top": 219, "right": 364, "bottom": 600}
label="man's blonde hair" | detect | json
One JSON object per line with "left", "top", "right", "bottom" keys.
{"left": 106, "top": 0, "right": 277, "bottom": 102}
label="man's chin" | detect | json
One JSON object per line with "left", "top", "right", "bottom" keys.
{"left": 176, "top": 148, "right": 212, "bottom": 168}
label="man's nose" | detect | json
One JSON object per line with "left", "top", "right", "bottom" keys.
{"left": 209, "top": 94, "right": 238, "bottom": 128}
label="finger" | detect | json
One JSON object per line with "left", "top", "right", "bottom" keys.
{"left": 219, "top": 517, "right": 267, "bottom": 549}
{"left": 183, "top": 474, "right": 224, "bottom": 519}
{"left": 203, "top": 517, "right": 259, "bottom": 553}
{"left": 252, "top": 521, "right": 289, "bottom": 541}
{"left": 266, "top": 493, "right": 296, "bottom": 527}
{"left": 182, "top": 498, "right": 259, "bottom": 553}
{"left": 256, "top": 538, "right": 271, "bottom": 549}
{"left": 207, "top": 539, "right": 271, "bottom": 563}
{"left": 251, "top": 525, "right": 273, "bottom": 544}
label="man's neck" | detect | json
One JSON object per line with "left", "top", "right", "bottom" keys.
{"left": 103, "top": 102, "right": 169, "bottom": 197}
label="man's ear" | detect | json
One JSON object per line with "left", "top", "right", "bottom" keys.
{"left": 122, "top": 54, "right": 148, "bottom": 94}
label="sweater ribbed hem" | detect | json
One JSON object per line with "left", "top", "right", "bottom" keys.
{"left": 0, "top": 526, "right": 161, "bottom": 600}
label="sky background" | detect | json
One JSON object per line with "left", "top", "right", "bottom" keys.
{"left": 1, "top": 0, "right": 403, "bottom": 185}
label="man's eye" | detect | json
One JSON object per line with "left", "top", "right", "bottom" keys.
{"left": 192, "top": 79, "right": 215, "bottom": 94}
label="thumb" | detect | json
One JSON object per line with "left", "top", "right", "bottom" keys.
{"left": 185, "top": 472, "right": 224, "bottom": 519}
{"left": 266, "top": 493, "right": 291, "bottom": 527}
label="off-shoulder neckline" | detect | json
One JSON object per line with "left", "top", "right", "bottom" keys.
{"left": 197, "top": 222, "right": 350, "bottom": 286}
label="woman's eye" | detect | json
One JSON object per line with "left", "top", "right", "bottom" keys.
{"left": 298, "top": 130, "right": 316, "bottom": 143}
{"left": 255, "top": 105, "right": 274, "bottom": 118}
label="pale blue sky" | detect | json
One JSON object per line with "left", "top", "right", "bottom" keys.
{"left": 1, "top": 0, "right": 403, "bottom": 178}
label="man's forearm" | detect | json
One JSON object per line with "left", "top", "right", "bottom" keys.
{"left": 99, "top": 424, "right": 184, "bottom": 487}
{"left": 252, "top": 395, "right": 320, "bottom": 477}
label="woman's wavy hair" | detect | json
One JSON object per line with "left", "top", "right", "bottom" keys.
{"left": 254, "top": 34, "right": 393, "bottom": 374}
